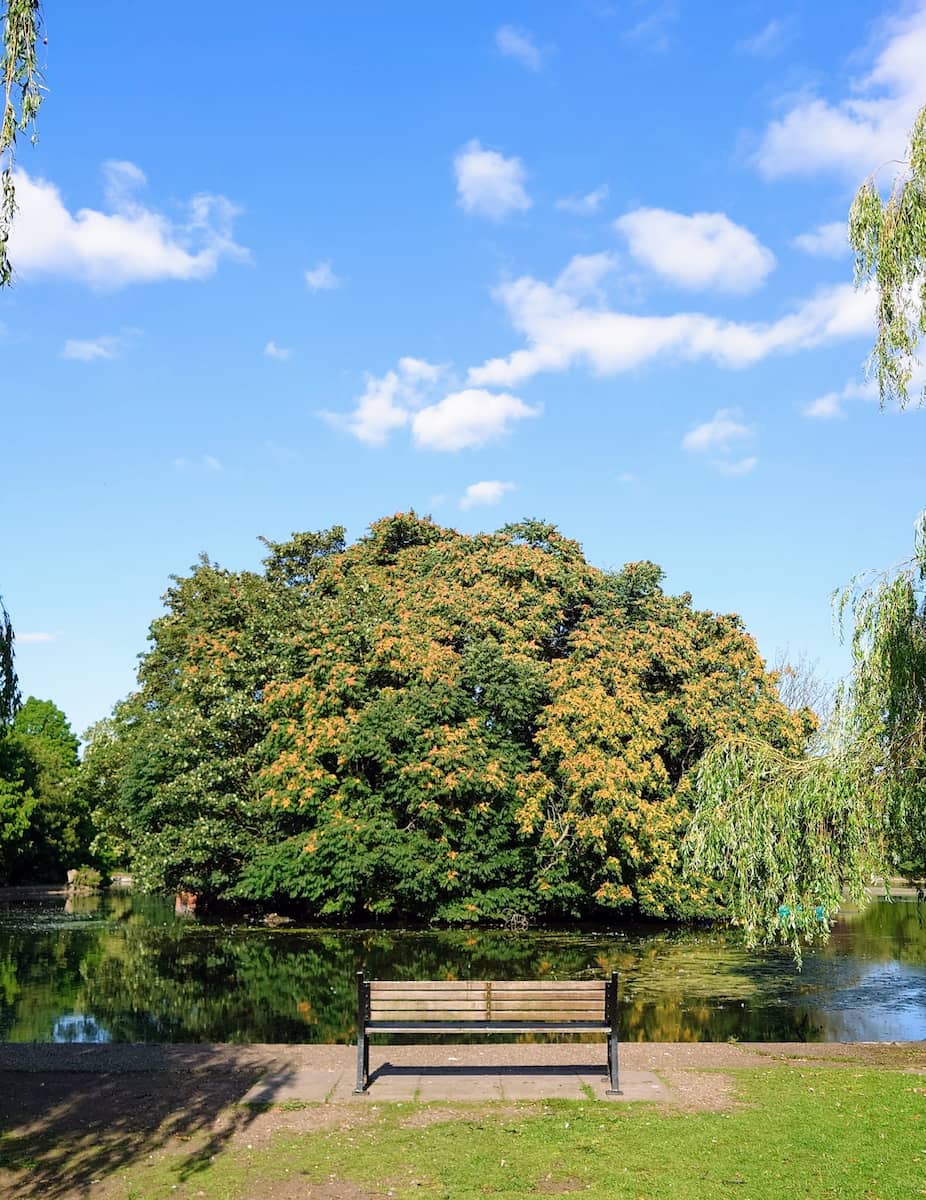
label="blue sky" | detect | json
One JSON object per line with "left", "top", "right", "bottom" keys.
{"left": 3, "top": 0, "right": 925, "bottom": 737}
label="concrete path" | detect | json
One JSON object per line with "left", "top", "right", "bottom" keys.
{"left": 241, "top": 1057, "right": 668, "bottom": 1104}
{"left": 0, "top": 1040, "right": 922, "bottom": 1113}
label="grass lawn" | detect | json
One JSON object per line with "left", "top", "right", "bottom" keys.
{"left": 2, "top": 1067, "right": 924, "bottom": 1199}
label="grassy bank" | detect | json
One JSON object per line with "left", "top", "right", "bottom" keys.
{"left": 1, "top": 1066, "right": 923, "bottom": 1199}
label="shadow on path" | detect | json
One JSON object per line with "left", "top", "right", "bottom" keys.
{"left": 368, "top": 1061, "right": 606, "bottom": 1084}
{"left": 0, "top": 1045, "right": 295, "bottom": 1199}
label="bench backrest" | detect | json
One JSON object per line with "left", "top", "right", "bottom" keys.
{"left": 367, "top": 979, "right": 608, "bottom": 1024}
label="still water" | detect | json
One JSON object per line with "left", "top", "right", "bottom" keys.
{"left": 1, "top": 891, "right": 924, "bottom": 1044}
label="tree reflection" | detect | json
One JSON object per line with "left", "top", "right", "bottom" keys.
{"left": 0, "top": 894, "right": 922, "bottom": 1043}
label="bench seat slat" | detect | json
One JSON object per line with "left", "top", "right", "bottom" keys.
{"left": 371, "top": 988, "right": 604, "bottom": 998}
{"left": 370, "top": 981, "right": 487, "bottom": 992}
{"left": 367, "top": 1020, "right": 609, "bottom": 1033}
{"left": 371, "top": 999, "right": 605, "bottom": 1009}
{"left": 488, "top": 981, "right": 604, "bottom": 992}
{"left": 371, "top": 999, "right": 491, "bottom": 1011}
{"left": 369, "top": 980, "right": 604, "bottom": 992}
{"left": 373, "top": 1010, "right": 603, "bottom": 1023}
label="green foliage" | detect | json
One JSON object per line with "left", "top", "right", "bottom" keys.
{"left": 99, "top": 513, "right": 804, "bottom": 920}
{"left": 0, "top": 595, "right": 18, "bottom": 726}
{"left": 836, "top": 512, "right": 926, "bottom": 877}
{"left": 0, "top": 696, "right": 90, "bottom": 883}
{"left": 82, "top": 551, "right": 321, "bottom": 895}
{"left": 849, "top": 103, "right": 926, "bottom": 408}
{"left": 13, "top": 696, "right": 79, "bottom": 761}
{"left": 687, "top": 512, "right": 926, "bottom": 956}
{"left": 0, "top": 732, "right": 34, "bottom": 880}
{"left": 69, "top": 865, "right": 102, "bottom": 888}
{"left": 685, "top": 737, "right": 879, "bottom": 961}
{"left": 1, "top": 0, "right": 45, "bottom": 287}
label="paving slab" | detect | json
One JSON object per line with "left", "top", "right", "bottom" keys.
{"left": 242, "top": 1067, "right": 345, "bottom": 1105}
{"left": 242, "top": 1058, "right": 666, "bottom": 1104}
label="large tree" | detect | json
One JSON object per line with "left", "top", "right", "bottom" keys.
{"left": 94, "top": 513, "right": 807, "bottom": 920}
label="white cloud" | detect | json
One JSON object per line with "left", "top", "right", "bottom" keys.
{"left": 454, "top": 140, "right": 531, "bottom": 220}
{"left": 614, "top": 207, "right": 775, "bottom": 293}
{"left": 755, "top": 4, "right": 926, "bottom": 178}
{"left": 554, "top": 252, "right": 619, "bottom": 299}
{"left": 624, "top": 2, "right": 678, "bottom": 52}
{"left": 61, "top": 334, "right": 125, "bottom": 361}
{"left": 556, "top": 185, "right": 609, "bottom": 216}
{"left": 803, "top": 389, "right": 853, "bottom": 419}
{"left": 264, "top": 340, "right": 293, "bottom": 359}
{"left": 101, "top": 160, "right": 147, "bottom": 208}
{"left": 9, "top": 163, "right": 248, "bottom": 288}
{"left": 412, "top": 389, "right": 540, "bottom": 451}
{"left": 715, "top": 455, "right": 758, "bottom": 476}
{"left": 495, "top": 25, "right": 544, "bottom": 70}
{"left": 617, "top": 472, "right": 637, "bottom": 484}
{"left": 467, "top": 263, "right": 875, "bottom": 389}
{"left": 16, "top": 632, "right": 57, "bottom": 644}
{"left": 397, "top": 356, "right": 442, "bottom": 383}
{"left": 803, "top": 357, "right": 926, "bottom": 418}
{"left": 332, "top": 357, "right": 537, "bottom": 452}
{"left": 682, "top": 407, "right": 752, "bottom": 454}
{"left": 459, "top": 480, "right": 517, "bottom": 509}
{"left": 174, "top": 454, "right": 223, "bottom": 471}
{"left": 737, "top": 19, "right": 789, "bottom": 57}
{"left": 305, "top": 261, "right": 342, "bottom": 291}
{"left": 793, "top": 222, "right": 849, "bottom": 258}
{"left": 333, "top": 356, "right": 442, "bottom": 446}
{"left": 342, "top": 371, "right": 411, "bottom": 446}
{"left": 683, "top": 408, "right": 757, "bottom": 475}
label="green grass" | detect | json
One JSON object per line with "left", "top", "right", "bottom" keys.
{"left": 6, "top": 1068, "right": 926, "bottom": 1199}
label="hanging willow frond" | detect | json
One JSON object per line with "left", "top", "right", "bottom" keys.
{"left": 848, "top": 104, "right": 926, "bottom": 409}
{"left": 1, "top": 0, "right": 44, "bottom": 288}
{"left": 0, "top": 595, "right": 19, "bottom": 726}
{"left": 686, "top": 513, "right": 926, "bottom": 962}
{"left": 684, "top": 732, "right": 884, "bottom": 963}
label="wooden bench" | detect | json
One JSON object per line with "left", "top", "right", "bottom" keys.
{"left": 354, "top": 971, "right": 620, "bottom": 1094}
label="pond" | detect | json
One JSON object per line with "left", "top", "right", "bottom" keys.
{"left": 1, "top": 891, "right": 924, "bottom": 1044}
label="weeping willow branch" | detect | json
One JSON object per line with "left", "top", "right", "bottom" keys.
{"left": 849, "top": 104, "right": 926, "bottom": 409}
{"left": 684, "top": 734, "right": 884, "bottom": 962}
{"left": 1, "top": 0, "right": 44, "bottom": 288}
{"left": 0, "top": 595, "right": 19, "bottom": 726}
{"left": 685, "top": 514, "right": 926, "bottom": 962}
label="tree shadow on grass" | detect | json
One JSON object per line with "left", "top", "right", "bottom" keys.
{"left": 0, "top": 1044, "right": 295, "bottom": 1198}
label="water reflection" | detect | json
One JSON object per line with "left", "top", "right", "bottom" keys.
{"left": 0, "top": 892, "right": 923, "bottom": 1044}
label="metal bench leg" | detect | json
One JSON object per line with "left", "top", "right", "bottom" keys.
{"left": 354, "top": 971, "right": 369, "bottom": 1093}
{"left": 606, "top": 971, "right": 622, "bottom": 1095}
{"left": 355, "top": 1029, "right": 367, "bottom": 1093}
{"left": 606, "top": 1029, "right": 621, "bottom": 1095}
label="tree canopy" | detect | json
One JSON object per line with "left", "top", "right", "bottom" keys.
{"left": 88, "top": 513, "right": 809, "bottom": 923}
